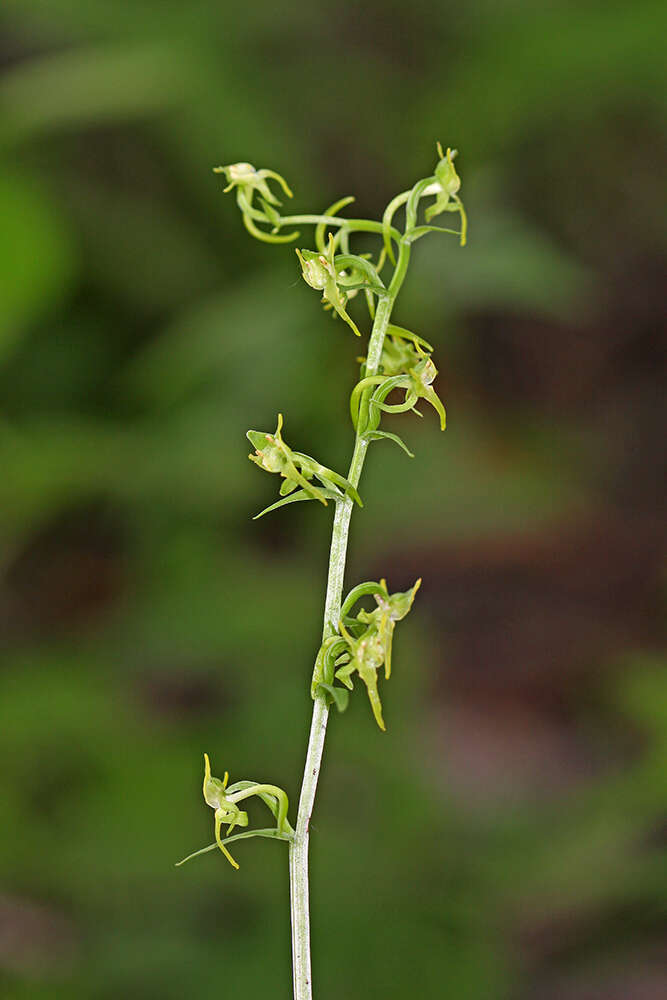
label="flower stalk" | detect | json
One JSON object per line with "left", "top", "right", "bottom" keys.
{"left": 179, "top": 146, "right": 467, "bottom": 1000}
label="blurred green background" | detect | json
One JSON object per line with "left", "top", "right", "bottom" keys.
{"left": 1, "top": 1, "right": 666, "bottom": 998}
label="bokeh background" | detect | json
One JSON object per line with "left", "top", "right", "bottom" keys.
{"left": 1, "top": 2, "right": 666, "bottom": 998}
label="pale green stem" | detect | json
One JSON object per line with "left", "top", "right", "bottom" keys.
{"left": 288, "top": 242, "right": 411, "bottom": 1000}
{"left": 280, "top": 215, "right": 399, "bottom": 243}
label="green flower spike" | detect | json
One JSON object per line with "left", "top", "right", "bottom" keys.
{"left": 198, "top": 148, "right": 469, "bottom": 992}
{"left": 247, "top": 413, "right": 362, "bottom": 512}
{"left": 296, "top": 233, "right": 363, "bottom": 337}
{"left": 357, "top": 578, "right": 422, "bottom": 678}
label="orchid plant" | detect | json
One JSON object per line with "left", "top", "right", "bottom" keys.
{"left": 179, "top": 145, "right": 467, "bottom": 1000}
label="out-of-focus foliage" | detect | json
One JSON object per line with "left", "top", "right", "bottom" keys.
{"left": 0, "top": 1, "right": 665, "bottom": 998}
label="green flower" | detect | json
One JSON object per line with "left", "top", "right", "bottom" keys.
{"left": 202, "top": 753, "right": 249, "bottom": 869}
{"left": 213, "top": 161, "right": 293, "bottom": 205}
{"left": 407, "top": 356, "right": 447, "bottom": 430}
{"left": 247, "top": 413, "right": 362, "bottom": 506}
{"left": 200, "top": 754, "right": 293, "bottom": 869}
{"left": 351, "top": 341, "right": 446, "bottom": 436}
{"left": 296, "top": 233, "right": 363, "bottom": 337}
{"left": 336, "top": 622, "right": 388, "bottom": 730}
{"left": 333, "top": 578, "right": 421, "bottom": 730}
{"left": 424, "top": 143, "right": 467, "bottom": 244}
{"left": 357, "top": 578, "right": 421, "bottom": 678}
{"left": 377, "top": 336, "right": 421, "bottom": 377}
{"left": 214, "top": 161, "right": 299, "bottom": 243}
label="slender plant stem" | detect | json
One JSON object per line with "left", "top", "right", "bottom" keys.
{"left": 280, "top": 215, "right": 399, "bottom": 242}
{"left": 288, "top": 244, "right": 411, "bottom": 1000}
